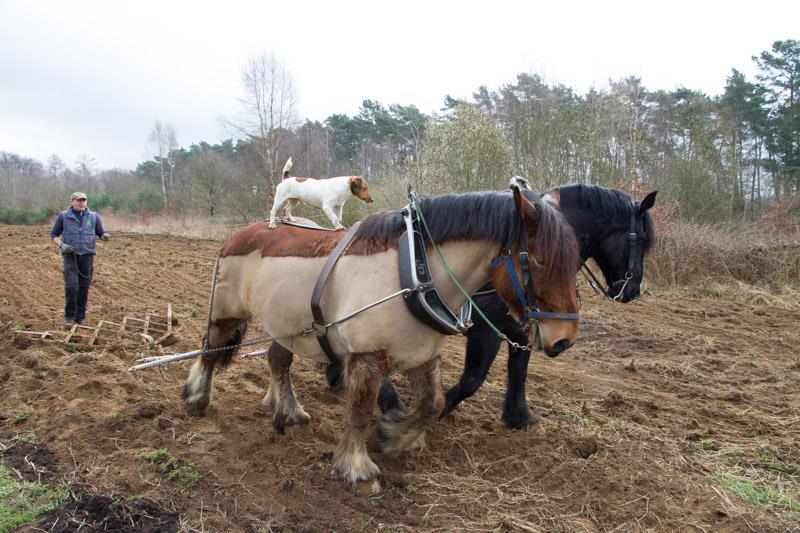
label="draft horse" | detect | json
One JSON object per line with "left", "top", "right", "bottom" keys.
{"left": 362, "top": 183, "right": 657, "bottom": 428}
{"left": 182, "top": 184, "right": 581, "bottom": 486}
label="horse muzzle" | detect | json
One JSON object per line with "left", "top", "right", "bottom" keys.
{"left": 544, "top": 338, "right": 573, "bottom": 358}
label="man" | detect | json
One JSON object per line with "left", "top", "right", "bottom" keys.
{"left": 50, "top": 192, "right": 110, "bottom": 326}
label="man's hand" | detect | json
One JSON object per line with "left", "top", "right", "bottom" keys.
{"left": 60, "top": 243, "right": 75, "bottom": 254}
{"left": 100, "top": 233, "right": 110, "bottom": 241}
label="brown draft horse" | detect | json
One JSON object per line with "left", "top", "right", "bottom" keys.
{"left": 182, "top": 184, "right": 581, "bottom": 488}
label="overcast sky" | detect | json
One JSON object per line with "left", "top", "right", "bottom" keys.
{"left": 1, "top": 0, "right": 798, "bottom": 171}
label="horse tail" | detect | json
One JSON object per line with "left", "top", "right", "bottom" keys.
{"left": 282, "top": 157, "right": 293, "bottom": 180}
{"left": 204, "top": 258, "right": 220, "bottom": 352}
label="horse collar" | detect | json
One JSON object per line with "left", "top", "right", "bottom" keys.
{"left": 398, "top": 202, "right": 471, "bottom": 335}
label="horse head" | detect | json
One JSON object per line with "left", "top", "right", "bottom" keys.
{"left": 490, "top": 184, "right": 581, "bottom": 357}
{"left": 592, "top": 190, "right": 657, "bottom": 302}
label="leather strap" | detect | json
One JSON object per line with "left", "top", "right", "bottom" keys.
{"left": 310, "top": 222, "right": 362, "bottom": 364}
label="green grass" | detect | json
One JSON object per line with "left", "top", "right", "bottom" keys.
{"left": 139, "top": 448, "right": 203, "bottom": 487}
{"left": 12, "top": 406, "right": 33, "bottom": 423}
{"left": 693, "top": 440, "right": 800, "bottom": 519}
{"left": 15, "top": 432, "right": 40, "bottom": 445}
{"left": 714, "top": 472, "right": 800, "bottom": 517}
{"left": 0, "top": 465, "right": 66, "bottom": 533}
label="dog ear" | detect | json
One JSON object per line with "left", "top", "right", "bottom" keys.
{"left": 349, "top": 176, "right": 363, "bottom": 193}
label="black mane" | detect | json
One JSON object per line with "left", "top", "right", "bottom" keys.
{"left": 356, "top": 191, "right": 525, "bottom": 246}
{"left": 557, "top": 184, "right": 655, "bottom": 252}
{"left": 356, "top": 190, "right": 579, "bottom": 289}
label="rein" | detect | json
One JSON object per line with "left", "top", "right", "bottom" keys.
{"left": 131, "top": 190, "right": 582, "bottom": 371}
{"left": 581, "top": 199, "right": 639, "bottom": 302}
{"left": 410, "top": 188, "right": 578, "bottom": 352}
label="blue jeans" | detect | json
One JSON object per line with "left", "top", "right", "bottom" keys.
{"left": 63, "top": 253, "right": 94, "bottom": 322}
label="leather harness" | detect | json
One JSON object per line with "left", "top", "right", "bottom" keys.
{"left": 309, "top": 221, "right": 362, "bottom": 365}
{"left": 301, "top": 192, "right": 580, "bottom": 364}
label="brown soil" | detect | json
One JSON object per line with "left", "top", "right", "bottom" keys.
{"left": 1, "top": 224, "right": 798, "bottom": 532}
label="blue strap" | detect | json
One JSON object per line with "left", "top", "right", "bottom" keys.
{"left": 491, "top": 254, "right": 532, "bottom": 321}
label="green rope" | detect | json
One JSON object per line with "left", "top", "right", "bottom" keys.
{"left": 410, "top": 191, "right": 515, "bottom": 344}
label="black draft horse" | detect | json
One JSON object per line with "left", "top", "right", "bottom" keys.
{"left": 326, "top": 183, "right": 657, "bottom": 428}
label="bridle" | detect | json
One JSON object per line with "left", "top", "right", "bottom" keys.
{"left": 581, "top": 199, "right": 640, "bottom": 302}
{"left": 490, "top": 214, "right": 580, "bottom": 335}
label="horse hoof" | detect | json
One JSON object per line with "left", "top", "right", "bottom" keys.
{"left": 292, "top": 410, "right": 311, "bottom": 426}
{"left": 185, "top": 403, "right": 208, "bottom": 417}
{"left": 354, "top": 478, "right": 381, "bottom": 495}
{"left": 273, "top": 410, "right": 310, "bottom": 434}
{"left": 502, "top": 411, "right": 540, "bottom": 429}
{"left": 408, "top": 432, "right": 426, "bottom": 450}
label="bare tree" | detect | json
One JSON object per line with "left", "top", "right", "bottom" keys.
{"left": 147, "top": 120, "right": 179, "bottom": 206}
{"left": 185, "top": 148, "right": 232, "bottom": 217}
{"left": 74, "top": 153, "right": 97, "bottom": 192}
{"left": 228, "top": 53, "right": 298, "bottom": 190}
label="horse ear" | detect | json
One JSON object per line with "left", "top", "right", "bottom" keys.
{"left": 512, "top": 186, "right": 538, "bottom": 224}
{"left": 509, "top": 176, "right": 531, "bottom": 191}
{"left": 639, "top": 191, "right": 657, "bottom": 214}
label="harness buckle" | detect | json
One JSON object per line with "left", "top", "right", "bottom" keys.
{"left": 312, "top": 321, "right": 327, "bottom": 336}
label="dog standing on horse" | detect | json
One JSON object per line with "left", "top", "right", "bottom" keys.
{"left": 268, "top": 158, "right": 373, "bottom": 230}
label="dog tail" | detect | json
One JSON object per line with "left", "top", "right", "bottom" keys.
{"left": 282, "top": 157, "right": 293, "bottom": 180}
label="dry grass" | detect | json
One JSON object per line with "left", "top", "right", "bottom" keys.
{"left": 647, "top": 218, "right": 800, "bottom": 289}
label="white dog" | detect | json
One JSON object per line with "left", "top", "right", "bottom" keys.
{"left": 268, "top": 158, "right": 374, "bottom": 230}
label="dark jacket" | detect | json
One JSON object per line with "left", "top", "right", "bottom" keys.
{"left": 50, "top": 207, "right": 105, "bottom": 255}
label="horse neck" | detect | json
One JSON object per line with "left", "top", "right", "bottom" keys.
{"left": 426, "top": 239, "right": 498, "bottom": 311}
{"left": 561, "top": 201, "right": 625, "bottom": 262}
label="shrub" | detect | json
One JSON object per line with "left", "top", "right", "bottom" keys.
{"left": 0, "top": 207, "right": 55, "bottom": 225}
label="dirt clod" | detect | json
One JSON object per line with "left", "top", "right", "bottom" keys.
{"left": 604, "top": 389, "right": 624, "bottom": 406}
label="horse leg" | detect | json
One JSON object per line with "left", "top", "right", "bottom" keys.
{"left": 377, "top": 356, "right": 444, "bottom": 456}
{"left": 501, "top": 328, "right": 539, "bottom": 429}
{"left": 333, "top": 351, "right": 387, "bottom": 485}
{"left": 262, "top": 342, "right": 310, "bottom": 433}
{"left": 441, "top": 328, "right": 501, "bottom": 418}
{"left": 182, "top": 318, "right": 247, "bottom": 415}
{"left": 377, "top": 378, "right": 407, "bottom": 415}
{"left": 324, "top": 361, "right": 343, "bottom": 391}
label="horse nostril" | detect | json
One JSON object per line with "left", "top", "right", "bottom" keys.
{"left": 553, "top": 339, "right": 571, "bottom": 352}
{"left": 545, "top": 338, "right": 572, "bottom": 357}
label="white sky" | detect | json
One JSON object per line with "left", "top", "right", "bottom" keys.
{"left": 1, "top": 0, "right": 798, "bottom": 170}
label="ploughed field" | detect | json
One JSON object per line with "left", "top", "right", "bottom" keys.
{"left": 1, "top": 224, "right": 798, "bottom": 532}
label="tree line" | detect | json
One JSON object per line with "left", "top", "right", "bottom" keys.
{"left": 1, "top": 40, "right": 798, "bottom": 224}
